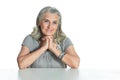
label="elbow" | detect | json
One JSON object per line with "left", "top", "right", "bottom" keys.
{"left": 72, "top": 57, "right": 80, "bottom": 69}
{"left": 19, "top": 67, "right": 26, "bottom": 70}
{"left": 18, "top": 64, "right": 26, "bottom": 70}
{"left": 72, "top": 65, "right": 79, "bottom": 69}
{"left": 17, "top": 57, "right": 27, "bottom": 70}
{"left": 18, "top": 62, "right": 27, "bottom": 70}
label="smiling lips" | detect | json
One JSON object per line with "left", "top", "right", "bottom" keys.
{"left": 46, "top": 29, "right": 53, "bottom": 33}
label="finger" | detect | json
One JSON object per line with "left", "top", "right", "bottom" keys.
{"left": 49, "top": 37, "right": 53, "bottom": 43}
{"left": 46, "top": 38, "right": 49, "bottom": 42}
{"left": 43, "top": 39, "right": 48, "bottom": 46}
{"left": 46, "top": 36, "right": 53, "bottom": 39}
{"left": 41, "top": 37, "right": 45, "bottom": 41}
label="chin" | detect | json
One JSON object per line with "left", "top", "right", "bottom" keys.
{"left": 44, "top": 34, "right": 53, "bottom": 36}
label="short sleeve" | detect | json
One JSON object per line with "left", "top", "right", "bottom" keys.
{"left": 22, "top": 35, "right": 34, "bottom": 51}
{"left": 62, "top": 37, "right": 73, "bottom": 52}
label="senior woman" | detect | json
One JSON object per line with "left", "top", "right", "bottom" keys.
{"left": 17, "top": 6, "right": 80, "bottom": 69}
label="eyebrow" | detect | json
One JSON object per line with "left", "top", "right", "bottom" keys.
{"left": 42, "top": 17, "right": 58, "bottom": 21}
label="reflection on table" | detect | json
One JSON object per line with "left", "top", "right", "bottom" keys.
{"left": 0, "top": 68, "right": 120, "bottom": 80}
{"left": 18, "top": 68, "right": 79, "bottom": 80}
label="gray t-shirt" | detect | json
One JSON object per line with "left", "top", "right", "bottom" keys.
{"left": 22, "top": 35, "right": 73, "bottom": 68}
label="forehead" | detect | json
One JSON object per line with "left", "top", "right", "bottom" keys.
{"left": 42, "top": 12, "right": 59, "bottom": 20}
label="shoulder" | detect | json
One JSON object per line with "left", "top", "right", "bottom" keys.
{"left": 61, "top": 37, "right": 73, "bottom": 52}
{"left": 63, "top": 37, "right": 71, "bottom": 42}
{"left": 22, "top": 34, "right": 38, "bottom": 51}
{"left": 24, "top": 34, "right": 33, "bottom": 40}
{"left": 62, "top": 37, "right": 73, "bottom": 45}
{"left": 23, "top": 34, "right": 37, "bottom": 42}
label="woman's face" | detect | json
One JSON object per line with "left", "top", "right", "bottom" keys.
{"left": 39, "top": 12, "right": 59, "bottom": 36}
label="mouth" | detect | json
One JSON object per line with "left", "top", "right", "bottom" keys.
{"left": 46, "top": 29, "right": 52, "bottom": 33}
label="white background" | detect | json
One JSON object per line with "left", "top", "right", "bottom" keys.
{"left": 0, "top": 0, "right": 120, "bottom": 70}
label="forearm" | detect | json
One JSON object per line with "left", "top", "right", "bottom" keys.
{"left": 62, "top": 54, "right": 80, "bottom": 68}
{"left": 51, "top": 49, "right": 80, "bottom": 69}
{"left": 18, "top": 47, "right": 46, "bottom": 69}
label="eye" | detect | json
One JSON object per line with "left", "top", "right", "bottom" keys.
{"left": 44, "top": 19, "right": 49, "bottom": 22}
{"left": 53, "top": 21, "right": 57, "bottom": 24}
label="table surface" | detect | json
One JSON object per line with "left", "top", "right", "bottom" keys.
{"left": 0, "top": 68, "right": 120, "bottom": 80}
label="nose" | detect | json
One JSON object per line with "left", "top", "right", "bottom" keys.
{"left": 48, "top": 22, "right": 52, "bottom": 29}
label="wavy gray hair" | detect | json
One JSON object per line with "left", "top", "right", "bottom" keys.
{"left": 30, "top": 6, "right": 66, "bottom": 44}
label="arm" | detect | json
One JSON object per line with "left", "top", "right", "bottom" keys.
{"left": 17, "top": 46, "right": 46, "bottom": 69}
{"left": 48, "top": 36, "right": 80, "bottom": 68}
{"left": 17, "top": 36, "right": 49, "bottom": 69}
{"left": 51, "top": 45, "right": 80, "bottom": 69}
{"left": 61, "top": 46, "right": 80, "bottom": 68}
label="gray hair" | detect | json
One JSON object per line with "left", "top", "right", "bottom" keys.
{"left": 30, "top": 6, "right": 66, "bottom": 44}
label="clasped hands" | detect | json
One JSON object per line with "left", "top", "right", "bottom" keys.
{"left": 40, "top": 36, "right": 57, "bottom": 52}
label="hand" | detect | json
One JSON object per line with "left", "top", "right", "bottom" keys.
{"left": 40, "top": 37, "right": 49, "bottom": 50}
{"left": 40, "top": 36, "right": 57, "bottom": 53}
{"left": 46, "top": 36, "right": 57, "bottom": 52}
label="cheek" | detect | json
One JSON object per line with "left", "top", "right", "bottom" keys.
{"left": 55, "top": 25, "right": 59, "bottom": 30}
{"left": 43, "top": 23, "right": 49, "bottom": 27}
{"left": 40, "top": 23, "right": 48, "bottom": 30}
{"left": 53, "top": 26, "right": 58, "bottom": 32}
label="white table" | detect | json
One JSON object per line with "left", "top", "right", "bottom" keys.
{"left": 0, "top": 68, "right": 120, "bottom": 80}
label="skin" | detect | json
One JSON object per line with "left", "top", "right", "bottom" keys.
{"left": 17, "top": 12, "right": 80, "bottom": 69}
{"left": 39, "top": 12, "right": 59, "bottom": 51}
